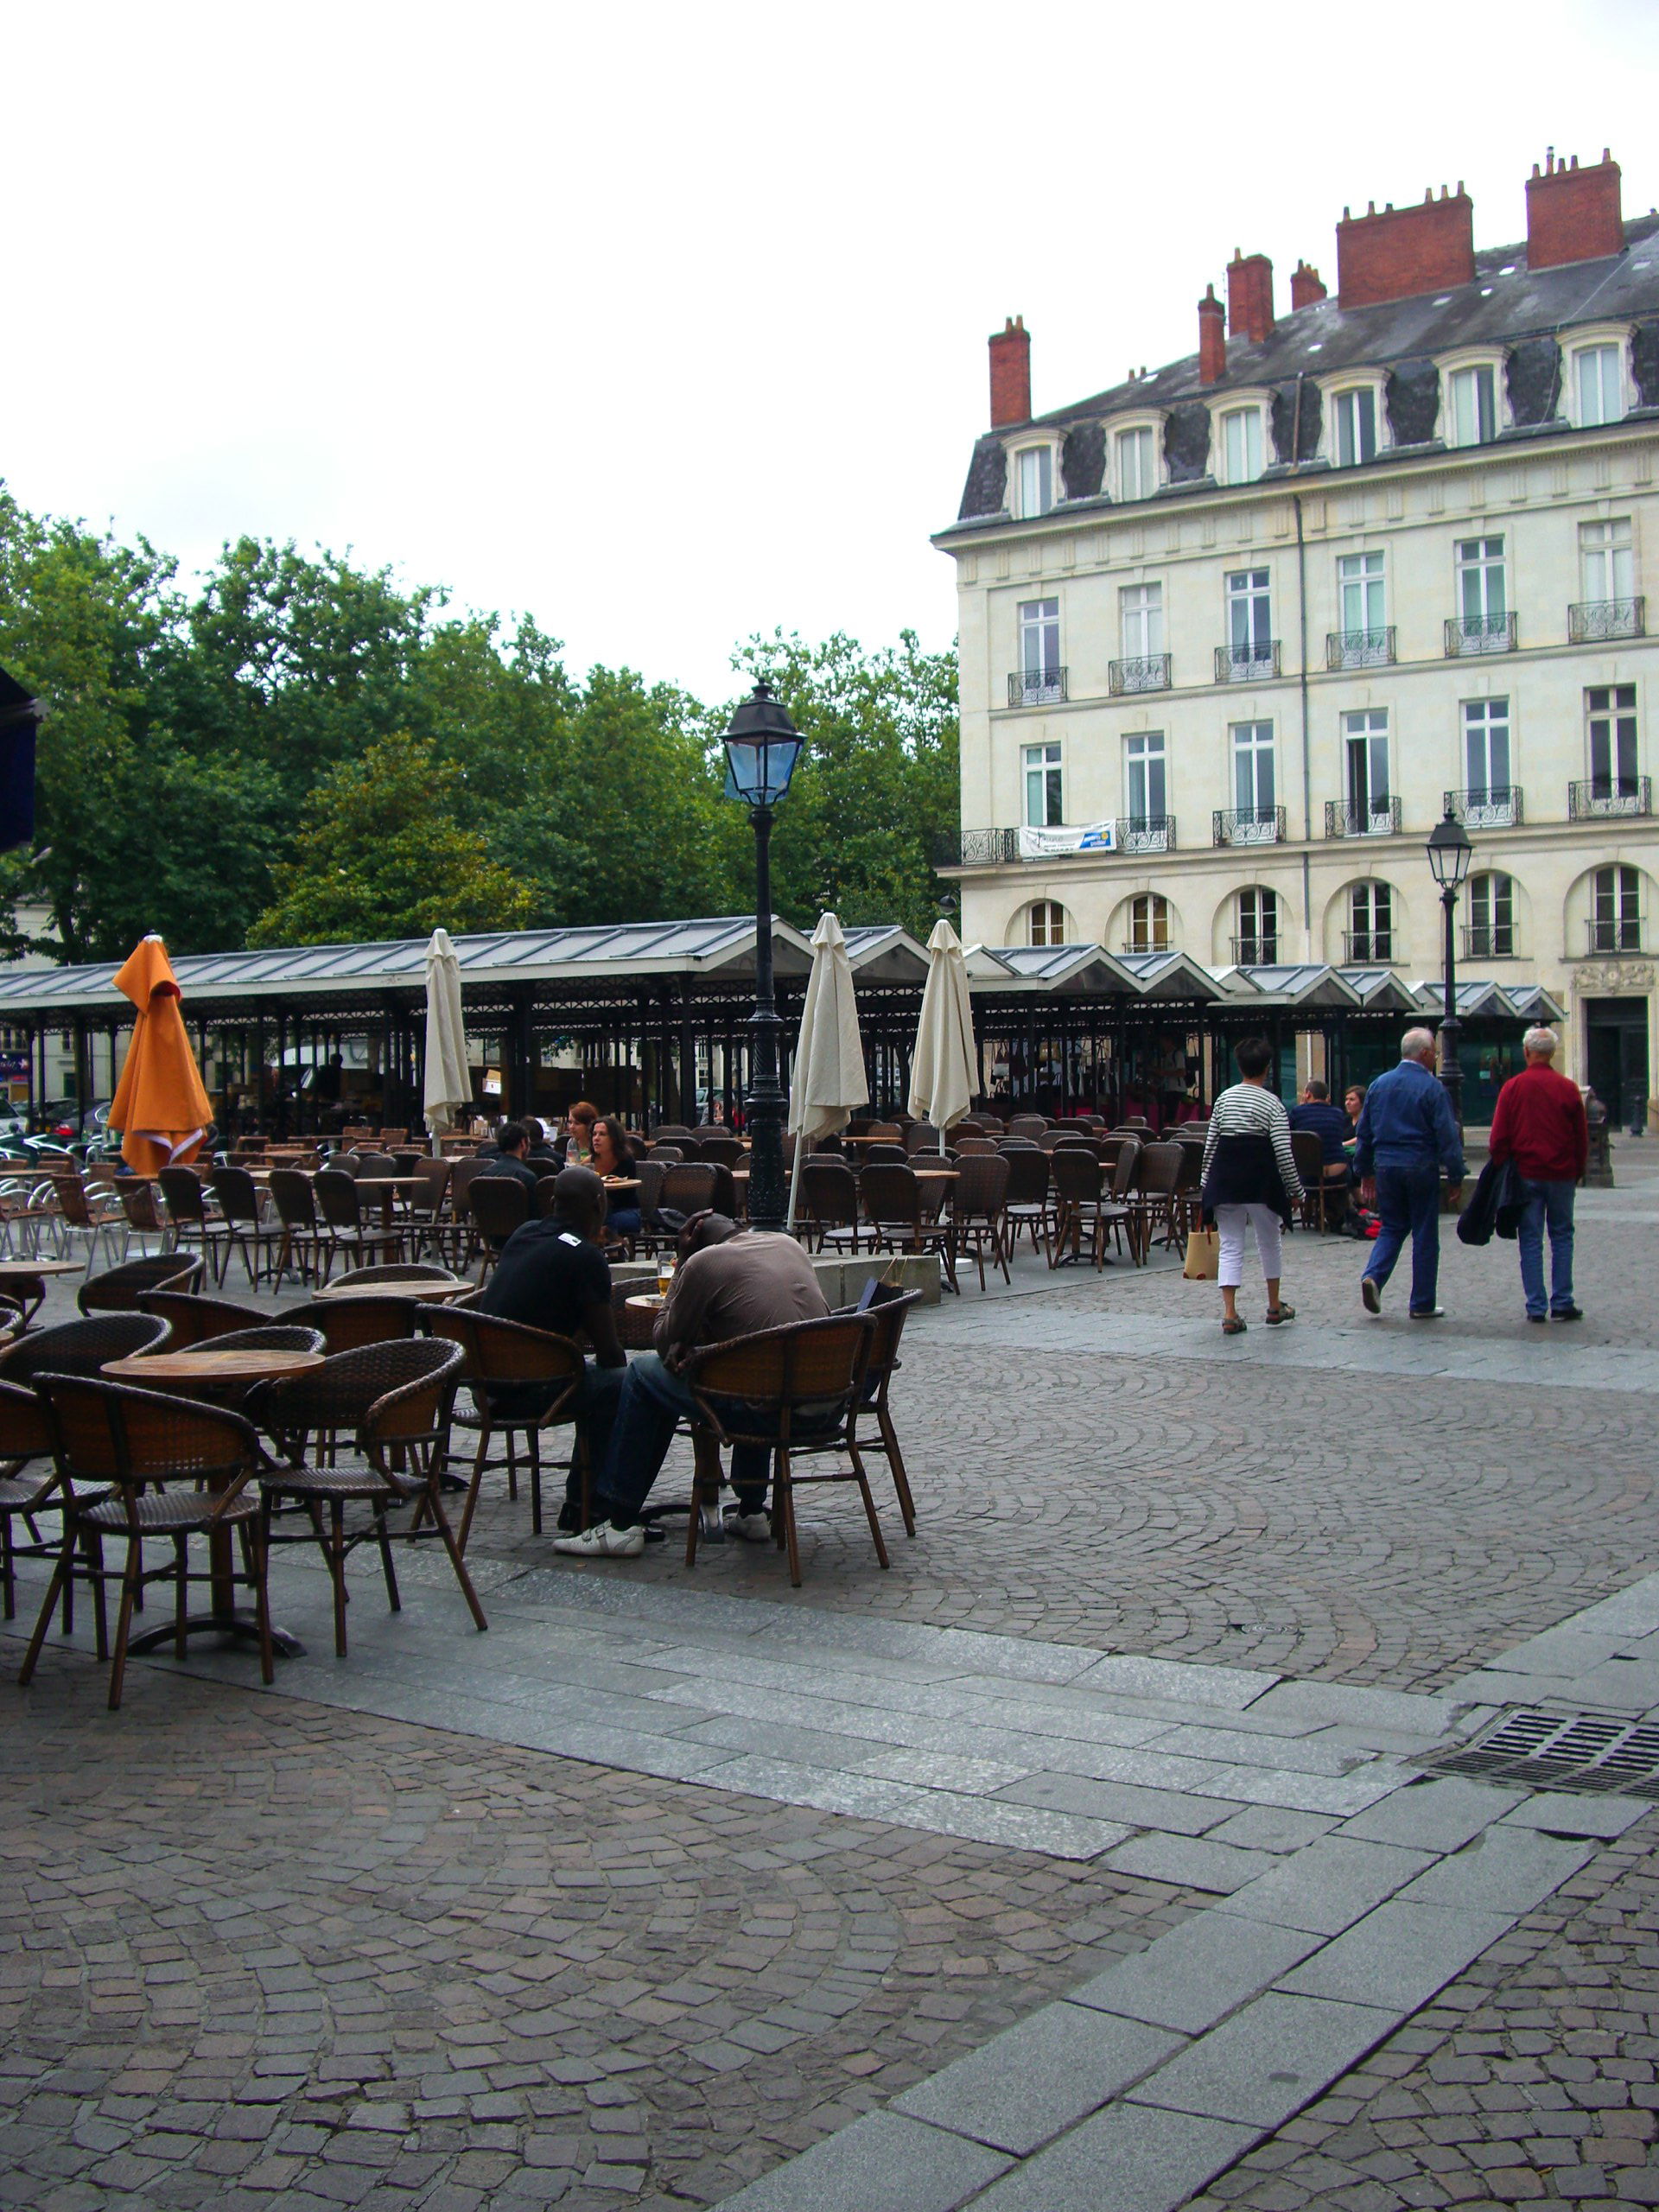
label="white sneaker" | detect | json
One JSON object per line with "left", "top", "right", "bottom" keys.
{"left": 728, "top": 1511, "right": 772, "bottom": 1543}
{"left": 553, "top": 1520, "right": 645, "bottom": 1558}
{"left": 1408, "top": 1306, "right": 1446, "bottom": 1320}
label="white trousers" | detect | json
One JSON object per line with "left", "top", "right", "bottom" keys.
{"left": 1213, "top": 1202, "right": 1283, "bottom": 1289}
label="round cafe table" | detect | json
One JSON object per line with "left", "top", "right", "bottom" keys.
{"left": 313, "top": 1276, "right": 473, "bottom": 1303}
{"left": 100, "top": 1345, "right": 326, "bottom": 1659}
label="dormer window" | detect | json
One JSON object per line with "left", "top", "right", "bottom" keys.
{"left": 1218, "top": 405, "right": 1265, "bottom": 485}
{"left": 1332, "top": 387, "right": 1379, "bottom": 466}
{"left": 1447, "top": 363, "right": 1497, "bottom": 447}
{"left": 1014, "top": 445, "right": 1055, "bottom": 517}
{"left": 1114, "top": 423, "right": 1159, "bottom": 502}
{"left": 1573, "top": 340, "right": 1625, "bottom": 428}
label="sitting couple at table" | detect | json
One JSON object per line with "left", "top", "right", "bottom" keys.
{"left": 479, "top": 1173, "right": 823, "bottom": 1546}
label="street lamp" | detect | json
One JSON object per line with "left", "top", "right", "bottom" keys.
{"left": 1426, "top": 806, "right": 1473, "bottom": 1122}
{"left": 722, "top": 680, "right": 804, "bottom": 1232}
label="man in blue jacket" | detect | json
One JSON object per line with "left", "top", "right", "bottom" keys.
{"left": 1354, "top": 1027, "right": 1465, "bottom": 1319}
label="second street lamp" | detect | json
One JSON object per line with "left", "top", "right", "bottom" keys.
{"left": 1426, "top": 806, "right": 1473, "bottom": 1122}
{"left": 722, "top": 681, "right": 804, "bottom": 1233}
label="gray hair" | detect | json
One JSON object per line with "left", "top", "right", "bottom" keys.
{"left": 1523, "top": 1025, "right": 1558, "bottom": 1057}
{"left": 1401, "top": 1027, "right": 1437, "bottom": 1062}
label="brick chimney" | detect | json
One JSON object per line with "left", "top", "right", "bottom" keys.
{"left": 1337, "top": 184, "right": 1476, "bottom": 308}
{"left": 1226, "top": 251, "right": 1274, "bottom": 343}
{"left": 1198, "top": 284, "right": 1225, "bottom": 385}
{"left": 988, "top": 315, "right": 1031, "bottom": 428}
{"left": 1527, "top": 149, "right": 1624, "bottom": 270}
{"left": 1291, "top": 259, "right": 1327, "bottom": 310}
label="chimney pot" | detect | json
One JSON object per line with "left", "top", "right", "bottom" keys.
{"left": 1198, "top": 283, "right": 1226, "bottom": 385}
{"left": 1291, "top": 259, "right": 1327, "bottom": 310}
{"left": 1337, "top": 181, "right": 1476, "bottom": 307}
{"left": 1526, "top": 147, "right": 1623, "bottom": 270}
{"left": 1225, "top": 250, "right": 1275, "bottom": 343}
{"left": 988, "top": 314, "right": 1032, "bottom": 428}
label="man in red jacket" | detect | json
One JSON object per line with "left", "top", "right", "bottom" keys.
{"left": 1488, "top": 1027, "right": 1589, "bottom": 1322}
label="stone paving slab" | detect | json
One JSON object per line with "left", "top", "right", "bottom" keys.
{"left": 1273, "top": 1897, "right": 1516, "bottom": 2012}
{"left": 965, "top": 2105, "right": 1262, "bottom": 2212}
{"left": 709, "top": 2113, "right": 1011, "bottom": 2212}
{"left": 1127, "top": 1991, "right": 1399, "bottom": 2130}
{"left": 1066, "top": 1915, "right": 1325, "bottom": 2036}
{"left": 892, "top": 2003, "right": 1182, "bottom": 2154}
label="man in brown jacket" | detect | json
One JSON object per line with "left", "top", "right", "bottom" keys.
{"left": 553, "top": 1213, "right": 827, "bottom": 1558}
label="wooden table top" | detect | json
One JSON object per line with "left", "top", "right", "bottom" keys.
{"left": 625, "top": 1293, "right": 666, "bottom": 1313}
{"left": 103, "top": 1348, "right": 326, "bottom": 1384}
{"left": 312, "top": 1277, "right": 473, "bottom": 1303}
{"left": 352, "top": 1176, "right": 420, "bottom": 1188}
{"left": 0, "top": 1258, "right": 83, "bottom": 1279}
{"left": 603, "top": 1178, "right": 640, "bottom": 1192}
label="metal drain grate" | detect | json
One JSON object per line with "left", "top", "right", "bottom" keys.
{"left": 1422, "top": 1708, "right": 1659, "bottom": 1798}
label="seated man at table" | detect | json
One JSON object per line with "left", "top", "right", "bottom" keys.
{"left": 554, "top": 1211, "right": 828, "bottom": 1558}
{"left": 1288, "top": 1079, "right": 1354, "bottom": 1225}
{"left": 476, "top": 1166, "right": 626, "bottom": 1534}
{"left": 475, "top": 1121, "right": 542, "bottom": 1198}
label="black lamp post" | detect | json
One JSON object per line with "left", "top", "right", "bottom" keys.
{"left": 722, "top": 681, "right": 804, "bottom": 1232}
{"left": 1426, "top": 806, "right": 1473, "bottom": 1122}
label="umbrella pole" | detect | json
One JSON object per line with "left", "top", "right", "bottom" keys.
{"left": 785, "top": 1130, "right": 805, "bottom": 1234}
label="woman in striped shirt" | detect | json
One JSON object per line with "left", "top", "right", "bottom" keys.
{"left": 1199, "top": 1037, "right": 1306, "bottom": 1336}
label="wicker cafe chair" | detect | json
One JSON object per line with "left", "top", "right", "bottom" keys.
{"left": 847, "top": 1287, "right": 924, "bottom": 1537}
{"left": 0, "top": 1312, "right": 169, "bottom": 1388}
{"left": 467, "top": 1176, "right": 529, "bottom": 1276}
{"left": 407, "top": 1157, "right": 454, "bottom": 1262}
{"left": 683, "top": 1311, "right": 883, "bottom": 1587}
{"left": 420, "top": 1306, "right": 601, "bottom": 1548}
{"left": 949, "top": 1153, "right": 1012, "bottom": 1291}
{"left": 252, "top": 1337, "right": 486, "bottom": 1658}
{"left": 660, "top": 1161, "right": 718, "bottom": 1224}
{"left": 136, "top": 1290, "right": 267, "bottom": 1348}
{"left": 696, "top": 1134, "right": 744, "bottom": 1171}
{"left": 801, "top": 1159, "right": 861, "bottom": 1255}
{"left": 18, "top": 1377, "right": 275, "bottom": 1711}
{"left": 316, "top": 1168, "right": 403, "bottom": 1271}
{"left": 330, "top": 1262, "right": 461, "bottom": 1292}
{"left": 0, "top": 1378, "right": 62, "bottom": 1624}
{"left": 270, "top": 1169, "right": 333, "bottom": 1287}
{"left": 208, "top": 1166, "right": 284, "bottom": 1289}
{"left": 158, "top": 1166, "right": 227, "bottom": 1276}
{"left": 115, "top": 1178, "right": 173, "bottom": 1262}
{"left": 77, "top": 1253, "right": 202, "bottom": 1316}
{"left": 54, "top": 1173, "right": 126, "bottom": 1275}
{"left": 1127, "top": 1142, "right": 1186, "bottom": 1259}
{"left": 859, "top": 1164, "right": 957, "bottom": 1293}
{"left": 1049, "top": 1147, "right": 1134, "bottom": 1270}
{"left": 1290, "top": 1129, "right": 1331, "bottom": 1232}
{"left": 1001, "top": 1144, "right": 1056, "bottom": 1260}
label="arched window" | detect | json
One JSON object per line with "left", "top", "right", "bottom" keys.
{"left": 1591, "top": 865, "right": 1643, "bottom": 954}
{"left": 1346, "top": 881, "right": 1395, "bottom": 963}
{"left": 1028, "top": 900, "right": 1066, "bottom": 948}
{"left": 1467, "top": 872, "right": 1516, "bottom": 959}
{"left": 1236, "top": 888, "right": 1279, "bottom": 964}
{"left": 1125, "top": 893, "right": 1170, "bottom": 954}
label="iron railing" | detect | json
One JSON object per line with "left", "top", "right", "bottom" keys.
{"left": 1570, "top": 597, "right": 1646, "bottom": 644}
{"left": 1444, "top": 611, "right": 1517, "bottom": 656}
{"left": 936, "top": 821, "right": 1176, "bottom": 867}
{"left": 1230, "top": 935, "right": 1281, "bottom": 965}
{"left": 1109, "top": 653, "right": 1172, "bottom": 695}
{"left": 1463, "top": 925, "right": 1516, "bottom": 959}
{"left": 1214, "top": 640, "right": 1281, "bottom": 683}
{"left": 1325, "top": 626, "right": 1395, "bottom": 671}
{"left": 1343, "top": 930, "right": 1397, "bottom": 963}
{"left": 1213, "top": 805, "right": 1286, "bottom": 847}
{"left": 1007, "top": 667, "right": 1068, "bottom": 708}
{"left": 1120, "top": 938, "right": 1171, "bottom": 955}
{"left": 1120, "top": 816, "right": 1176, "bottom": 854}
{"left": 1588, "top": 918, "right": 1645, "bottom": 954}
{"left": 1569, "top": 777, "right": 1652, "bottom": 820}
{"left": 1325, "top": 797, "right": 1402, "bottom": 838}
{"left": 939, "top": 829, "right": 1020, "bottom": 868}
{"left": 1445, "top": 785, "right": 1523, "bottom": 829}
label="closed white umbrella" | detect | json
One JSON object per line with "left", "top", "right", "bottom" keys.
{"left": 422, "top": 928, "right": 472, "bottom": 1135}
{"left": 908, "top": 918, "right": 977, "bottom": 1153}
{"left": 785, "top": 912, "right": 868, "bottom": 1231}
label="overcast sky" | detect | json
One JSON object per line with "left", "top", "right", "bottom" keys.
{"left": 3, "top": 2, "right": 1656, "bottom": 704}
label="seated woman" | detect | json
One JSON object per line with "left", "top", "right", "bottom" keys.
{"left": 558, "top": 1101, "right": 599, "bottom": 1166}
{"left": 590, "top": 1114, "right": 641, "bottom": 1243}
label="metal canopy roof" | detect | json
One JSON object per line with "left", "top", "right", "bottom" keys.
{"left": 1226, "top": 964, "right": 1365, "bottom": 1010}
{"left": 1336, "top": 968, "right": 1423, "bottom": 1012}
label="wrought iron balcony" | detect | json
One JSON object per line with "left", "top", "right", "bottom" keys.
{"left": 938, "top": 829, "right": 1020, "bottom": 868}
{"left": 1120, "top": 815, "right": 1176, "bottom": 854}
{"left": 1343, "top": 930, "right": 1397, "bottom": 963}
{"left": 1213, "top": 805, "right": 1286, "bottom": 847}
{"left": 1587, "top": 918, "right": 1645, "bottom": 955}
{"left": 1569, "top": 777, "right": 1652, "bottom": 820}
{"left": 1007, "top": 667, "right": 1068, "bottom": 708}
{"left": 1120, "top": 938, "right": 1172, "bottom": 956}
{"left": 1214, "top": 641, "right": 1281, "bottom": 683}
{"left": 1109, "top": 653, "right": 1172, "bottom": 695}
{"left": 1325, "top": 626, "right": 1395, "bottom": 671}
{"left": 1570, "top": 597, "right": 1646, "bottom": 644}
{"left": 1463, "top": 925, "right": 1516, "bottom": 959}
{"left": 1444, "top": 611, "right": 1517, "bottom": 657}
{"left": 1446, "top": 786, "right": 1522, "bottom": 829}
{"left": 1230, "top": 935, "right": 1281, "bottom": 965}
{"left": 1325, "top": 798, "right": 1402, "bottom": 838}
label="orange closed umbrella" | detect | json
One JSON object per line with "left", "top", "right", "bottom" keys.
{"left": 110, "top": 934, "right": 213, "bottom": 1174}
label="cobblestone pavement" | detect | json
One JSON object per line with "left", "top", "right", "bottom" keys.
{"left": 1185, "top": 1810, "right": 1659, "bottom": 2212}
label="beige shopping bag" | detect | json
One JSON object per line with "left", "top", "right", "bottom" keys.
{"left": 1183, "top": 1228, "right": 1219, "bottom": 1280}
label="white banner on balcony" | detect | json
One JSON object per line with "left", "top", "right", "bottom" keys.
{"left": 1017, "top": 820, "right": 1118, "bottom": 859}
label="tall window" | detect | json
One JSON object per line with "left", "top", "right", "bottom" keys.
{"left": 1588, "top": 685, "right": 1638, "bottom": 796}
{"left": 1463, "top": 698, "right": 1512, "bottom": 801}
{"left": 1332, "top": 387, "right": 1378, "bottom": 466}
{"left": 1220, "top": 408, "right": 1264, "bottom": 485}
{"left": 1231, "top": 721, "right": 1276, "bottom": 817}
{"left": 1028, "top": 901, "right": 1066, "bottom": 948}
{"left": 1019, "top": 598, "right": 1060, "bottom": 680}
{"left": 1116, "top": 425, "right": 1156, "bottom": 501}
{"left": 1455, "top": 537, "right": 1507, "bottom": 622}
{"left": 1348, "top": 881, "right": 1395, "bottom": 962}
{"left": 1022, "top": 742, "right": 1063, "bottom": 828}
{"left": 1448, "top": 365, "right": 1497, "bottom": 447}
{"left": 1226, "top": 569, "right": 1272, "bottom": 657}
{"left": 1124, "top": 731, "right": 1166, "bottom": 823}
{"left": 1574, "top": 343, "right": 1624, "bottom": 428}
{"left": 1236, "top": 887, "right": 1279, "bottom": 963}
{"left": 1338, "top": 550, "right": 1386, "bottom": 635}
{"left": 1343, "top": 709, "right": 1390, "bottom": 827}
{"left": 1120, "top": 582, "right": 1165, "bottom": 658}
{"left": 1126, "top": 893, "right": 1170, "bottom": 953}
{"left": 1580, "top": 518, "right": 1635, "bottom": 604}
{"left": 1016, "top": 446, "right": 1055, "bottom": 517}
{"left": 1592, "top": 865, "right": 1642, "bottom": 952}
{"left": 1468, "top": 872, "right": 1516, "bottom": 957}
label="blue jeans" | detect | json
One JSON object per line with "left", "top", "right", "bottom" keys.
{"left": 599, "top": 1353, "right": 772, "bottom": 1523}
{"left": 1364, "top": 1160, "right": 1442, "bottom": 1313}
{"left": 487, "top": 1359, "right": 626, "bottom": 1509}
{"left": 1517, "top": 1179, "right": 1576, "bottom": 1317}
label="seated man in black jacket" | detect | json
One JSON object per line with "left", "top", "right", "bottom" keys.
{"left": 475, "top": 1122, "right": 542, "bottom": 1198}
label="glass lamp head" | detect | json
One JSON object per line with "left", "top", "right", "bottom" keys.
{"left": 722, "top": 682, "right": 804, "bottom": 808}
{"left": 1427, "top": 807, "right": 1473, "bottom": 889}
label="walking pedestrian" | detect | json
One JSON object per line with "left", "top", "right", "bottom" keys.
{"left": 1488, "top": 1026, "right": 1587, "bottom": 1323}
{"left": 1199, "top": 1037, "right": 1306, "bottom": 1337}
{"left": 1354, "top": 1027, "right": 1465, "bottom": 1319}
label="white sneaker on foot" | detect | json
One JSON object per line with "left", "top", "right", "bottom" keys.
{"left": 553, "top": 1520, "right": 645, "bottom": 1558}
{"left": 728, "top": 1511, "right": 772, "bottom": 1542}
{"left": 1408, "top": 1306, "right": 1446, "bottom": 1319}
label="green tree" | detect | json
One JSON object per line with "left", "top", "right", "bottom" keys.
{"left": 247, "top": 732, "right": 533, "bottom": 946}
